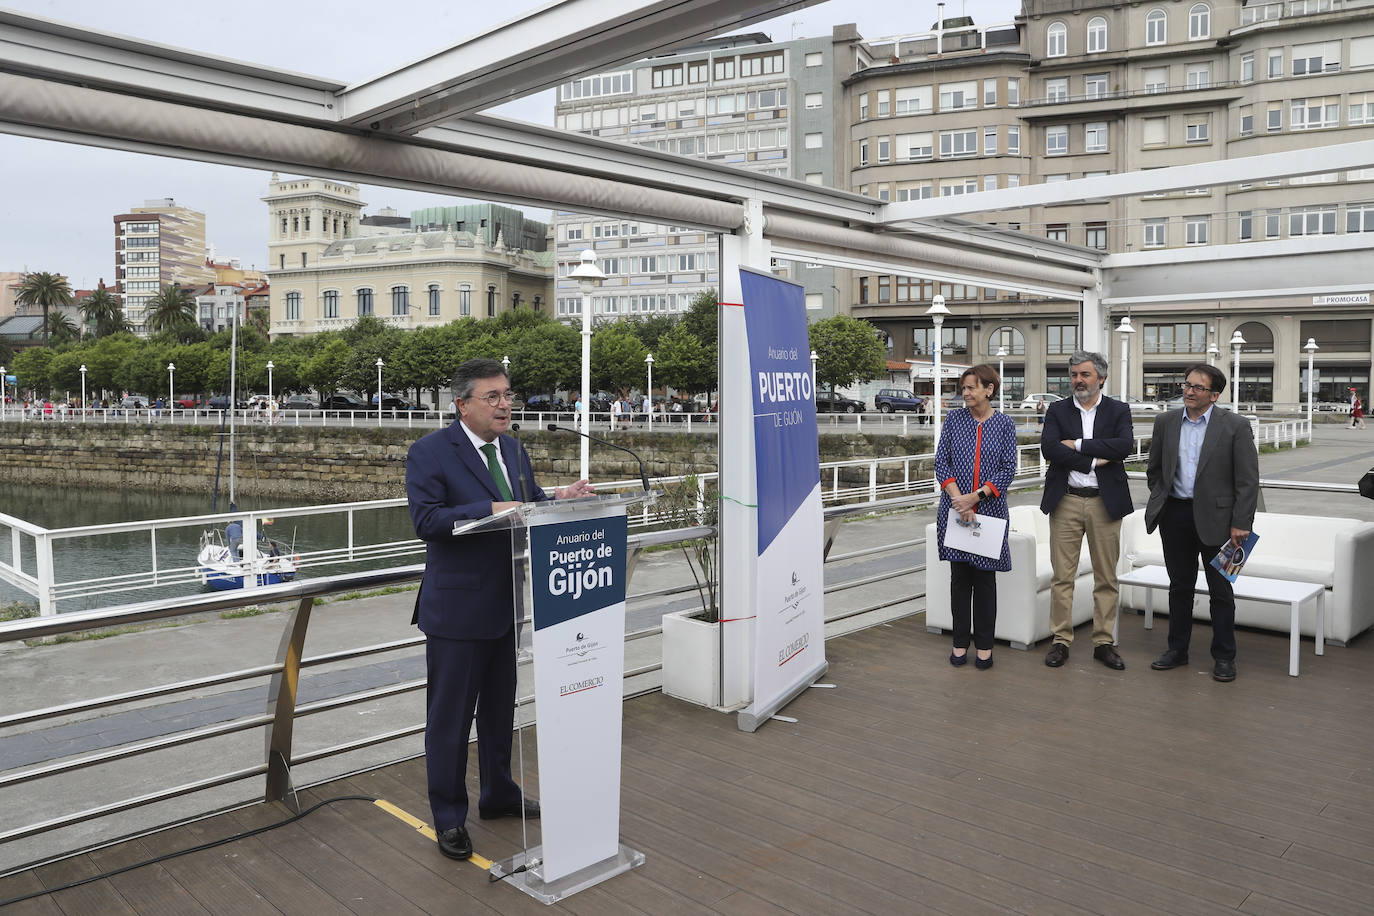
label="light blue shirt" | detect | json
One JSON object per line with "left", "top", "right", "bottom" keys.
{"left": 1172, "top": 404, "right": 1214, "bottom": 499}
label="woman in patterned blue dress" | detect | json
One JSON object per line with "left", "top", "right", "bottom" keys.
{"left": 934, "top": 364, "right": 1019, "bottom": 669}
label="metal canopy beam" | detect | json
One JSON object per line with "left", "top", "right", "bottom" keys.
{"left": 882, "top": 139, "right": 1374, "bottom": 221}
{"left": 1101, "top": 236, "right": 1374, "bottom": 306}
{"left": 336, "top": 0, "right": 827, "bottom": 134}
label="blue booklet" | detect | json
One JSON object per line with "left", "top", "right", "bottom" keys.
{"left": 1210, "top": 531, "right": 1259, "bottom": 582}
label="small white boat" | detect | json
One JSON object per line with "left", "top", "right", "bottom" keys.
{"left": 197, "top": 528, "right": 297, "bottom": 590}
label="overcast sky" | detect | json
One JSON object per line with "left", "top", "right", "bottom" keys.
{"left": 2, "top": 0, "right": 1019, "bottom": 288}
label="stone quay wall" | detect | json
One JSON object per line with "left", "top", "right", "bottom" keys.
{"left": 0, "top": 421, "right": 943, "bottom": 503}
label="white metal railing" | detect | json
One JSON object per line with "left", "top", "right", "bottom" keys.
{"left": 0, "top": 417, "right": 1313, "bottom": 616}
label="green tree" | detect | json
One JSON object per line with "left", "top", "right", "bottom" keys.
{"left": 15, "top": 271, "right": 73, "bottom": 345}
{"left": 79, "top": 288, "right": 128, "bottom": 338}
{"left": 626, "top": 313, "right": 678, "bottom": 352}
{"left": 0, "top": 338, "right": 13, "bottom": 369}
{"left": 590, "top": 321, "right": 648, "bottom": 396}
{"left": 504, "top": 321, "right": 580, "bottom": 397}
{"left": 390, "top": 325, "right": 459, "bottom": 407}
{"left": 301, "top": 339, "right": 351, "bottom": 396}
{"left": 808, "top": 314, "right": 886, "bottom": 393}
{"left": 166, "top": 342, "right": 216, "bottom": 396}
{"left": 115, "top": 347, "right": 171, "bottom": 397}
{"left": 146, "top": 285, "right": 197, "bottom": 338}
{"left": 79, "top": 334, "right": 141, "bottom": 398}
{"left": 47, "top": 349, "right": 89, "bottom": 393}
{"left": 680, "top": 289, "right": 718, "bottom": 353}
{"left": 653, "top": 323, "right": 714, "bottom": 397}
{"left": 12, "top": 346, "right": 56, "bottom": 397}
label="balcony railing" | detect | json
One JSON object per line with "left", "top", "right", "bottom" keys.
{"left": 1024, "top": 80, "right": 1240, "bottom": 108}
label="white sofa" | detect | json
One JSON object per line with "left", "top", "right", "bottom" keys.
{"left": 1118, "top": 511, "right": 1374, "bottom": 645}
{"left": 925, "top": 505, "right": 1095, "bottom": 649}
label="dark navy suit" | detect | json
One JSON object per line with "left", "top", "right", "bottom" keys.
{"left": 406, "top": 420, "right": 549, "bottom": 831}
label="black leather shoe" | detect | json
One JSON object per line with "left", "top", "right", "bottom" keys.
{"left": 436, "top": 826, "right": 473, "bottom": 860}
{"left": 479, "top": 798, "right": 540, "bottom": 820}
{"left": 1044, "top": 643, "right": 1070, "bottom": 667}
{"left": 1150, "top": 649, "right": 1189, "bottom": 670}
{"left": 1212, "top": 659, "right": 1237, "bottom": 682}
{"left": 974, "top": 653, "right": 994, "bottom": 670}
{"left": 1093, "top": 644, "right": 1125, "bottom": 670}
{"left": 949, "top": 650, "right": 968, "bottom": 667}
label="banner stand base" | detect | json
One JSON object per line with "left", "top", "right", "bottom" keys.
{"left": 489, "top": 843, "right": 646, "bottom": 904}
{"left": 736, "top": 659, "right": 829, "bottom": 733}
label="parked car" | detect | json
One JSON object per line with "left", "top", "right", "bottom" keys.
{"left": 202, "top": 395, "right": 246, "bottom": 413}
{"left": 1020, "top": 393, "right": 1063, "bottom": 410}
{"left": 320, "top": 392, "right": 368, "bottom": 411}
{"left": 873, "top": 388, "right": 924, "bottom": 413}
{"left": 1123, "top": 396, "right": 1164, "bottom": 412}
{"left": 815, "top": 391, "right": 867, "bottom": 413}
{"left": 175, "top": 395, "right": 199, "bottom": 410}
{"left": 280, "top": 395, "right": 316, "bottom": 411}
{"left": 371, "top": 393, "right": 412, "bottom": 410}
{"left": 523, "top": 394, "right": 569, "bottom": 413}
{"left": 119, "top": 395, "right": 148, "bottom": 410}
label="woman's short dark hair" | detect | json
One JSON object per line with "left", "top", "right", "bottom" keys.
{"left": 1184, "top": 363, "right": 1226, "bottom": 395}
{"left": 959, "top": 363, "right": 1001, "bottom": 398}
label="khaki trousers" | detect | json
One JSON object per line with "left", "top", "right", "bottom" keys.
{"left": 1048, "top": 494, "right": 1121, "bottom": 646}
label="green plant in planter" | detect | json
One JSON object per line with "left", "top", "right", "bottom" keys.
{"left": 658, "top": 474, "right": 719, "bottom": 623}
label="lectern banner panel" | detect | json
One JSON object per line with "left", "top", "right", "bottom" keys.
{"left": 739, "top": 268, "right": 827, "bottom": 723}
{"left": 529, "top": 509, "right": 628, "bottom": 882}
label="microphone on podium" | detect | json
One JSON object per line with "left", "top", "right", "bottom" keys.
{"left": 547, "top": 423, "right": 650, "bottom": 492}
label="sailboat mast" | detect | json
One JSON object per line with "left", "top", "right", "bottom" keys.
{"left": 229, "top": 300, "right": 237, "bottom": 506}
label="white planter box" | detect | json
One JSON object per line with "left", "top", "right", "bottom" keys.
{"left": 661, "top": 608, "right": 720, "bottom": 707}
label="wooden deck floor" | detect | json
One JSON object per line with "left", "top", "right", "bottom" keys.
{"left": 4, "top": 616, "right": 1372, "bottom": 915}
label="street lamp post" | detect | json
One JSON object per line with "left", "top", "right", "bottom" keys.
{"left": 266, "top": 360, "right": 274, "bottom": 406}
{"left": 645, "top": 353, "right": 655, "bottom": 432}
{"left": 79, "top": 364, "right": 87, "bottom": 421}
{"left": 2, "top": 365, "right": 8, "bottom": 421}
{"left": 167, "top": 362, "right": 175, "bottom": 420}
{"left": 375, "top": 357, "right": 384, "bottom": 428}
{"left": 1206, "top": 343, "right": 1219, "bottom": 366}
{"left": 1117, "top": 316, "right": 1135, "bottom": 401}
{"left": 810, "top": 349, "right": 819, "bottom": 399}
{"left": 1304, "top": 337, "right": 1319, "bottom": 428}
{"left": 1230, "top": 329, "right": 1246, "bottom": 410}
{"left": 568, "top": 250, "right": 605, "bottom": 481}
{"left": 925, "top": 295, "right": 950, "bottom": 447}
{"left": 995, "top": 346, "right": 1008, "bottom": 412}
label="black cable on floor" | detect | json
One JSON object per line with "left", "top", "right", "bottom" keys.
{"left": 0, "top": 794, "right": 379, "bottom": 908}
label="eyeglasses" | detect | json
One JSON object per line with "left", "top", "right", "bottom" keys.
{"left": 1181, "top": 382, "right": 1213, "bottom": 394}
{"left": 470, "top": 390, "right": 516, "bottom": 406}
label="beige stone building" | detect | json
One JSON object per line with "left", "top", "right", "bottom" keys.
{"left": 263, "top": 176, "right": 554, "bottom": 336}
{"left": 113, "top": 198, "right": 216, "bottom": 335}
{"left": 841, "top": 3, "right": 1374, "bottom": 405}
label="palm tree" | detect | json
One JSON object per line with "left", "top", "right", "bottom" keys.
{"left": 79, "top": 287, "right": 128, "bottom": 338}
{"left": 42, "top": 312, "right": 80, "bottom": 345}
{"left": 15, "top": 271, "right": 73, "bottom": 345}
{"left": 146, "top": 284, "right": 196, "bottom": 335}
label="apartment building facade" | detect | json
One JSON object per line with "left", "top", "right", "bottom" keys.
{"left": 843, "top": 2, "right": 1374, "bottom": 405}
{"left": 112, "top": 199, "right": 215, "bottom": 336}
{"left": 551, "top": 32, "right": 842, "bottom": 322}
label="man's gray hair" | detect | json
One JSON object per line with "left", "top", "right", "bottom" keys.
{"left": 1069, "top": 351, "right": 1109, "bottom": 377}
{"left": 451, "top": 358, "right": 508, "bottom": 401}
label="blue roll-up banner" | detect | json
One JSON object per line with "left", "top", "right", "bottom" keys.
{"left": 529, "top": 508, "right": 628, "bottom": 882}
{"left": 738, "top": 269, "right": 827, "bottom": 724}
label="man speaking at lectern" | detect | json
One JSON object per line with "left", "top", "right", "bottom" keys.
{"left": 407, "top": 357, "right": 593, "bottom": 861}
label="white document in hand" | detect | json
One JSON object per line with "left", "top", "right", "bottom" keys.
{"left": 942, "top": 513, "right": 1008, "bottom": 559}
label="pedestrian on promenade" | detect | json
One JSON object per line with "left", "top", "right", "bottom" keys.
{"left": 1350, "top": 388, "right": 1365, "bottom": 429}
{"left": 1039, "top": 352, "right": 1134, "bottom": 671}
{"left": 934, "top": 364, "right": 1018, "bottom": 670}
{"left": 1144, "top": 364, "right": 1259, "bottom": 682}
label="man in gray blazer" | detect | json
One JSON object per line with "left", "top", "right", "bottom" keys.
{"left": 1144, "top": 364, "right": 1259, "bottom": 682}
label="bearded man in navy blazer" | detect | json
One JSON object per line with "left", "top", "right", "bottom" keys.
{"left": 407, "top": 358, "right": 593, "bottom": 861}
{"left": 1040, "top": 352, "right": 1135, "bottom": 671}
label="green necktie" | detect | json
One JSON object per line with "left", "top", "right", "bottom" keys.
{"left": 480, "top": 442, "right": 514, "bottom": 501}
